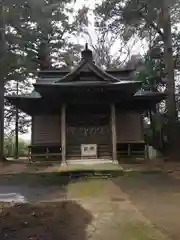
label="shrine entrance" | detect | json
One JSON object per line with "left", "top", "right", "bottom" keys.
{"left": 66, "top": 104, "right": 112, "bottom": 159}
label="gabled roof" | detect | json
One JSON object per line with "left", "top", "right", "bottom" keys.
{"left": 55, "top": 44, "right": 120, "bottom": 83}
{"left": 37, "top": 69, "right": 69, "bottom": 79}
{"left": 36, "top": 68, "right": 134, "bottom": 83}
{"left": 5, "top": 44, "right": 166, "bottom": 115}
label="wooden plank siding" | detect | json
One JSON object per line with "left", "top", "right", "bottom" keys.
{"left": 31, "top": 109, "right": 145, "bottom": 160}
{"left": 32, "top": 116, "right": 61, "bottom": 145}
{"left": 116, "top": 110, "right": 145, "bottom": 159}
{"left": 116, "top": 111, "right": 144, "bottom": 143}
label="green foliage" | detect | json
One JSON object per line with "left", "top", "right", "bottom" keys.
{"left": 95, "top": 0, "right": 180, "bottom": 85}
{"left": 3, "top": 0, "right": 81, "bottom": 135}
{"left": 95, "top": 0, "right": 180, "bottom": 41}
{"left": 4, "top": 136, "right": 30, "bottom": 157}
{"left": 135, "top": 53, "right": 165, "bottom": 90}
{"left": 95, "top": 0, "right": 180, "bottom": 154}
{"left": 5, "top": 0, "right": 81, "bottom": 76}
{"left": 134, "top": 29, "right": 180, "bottom": 91}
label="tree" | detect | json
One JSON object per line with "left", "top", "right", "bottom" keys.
{"left": 76, "top": 6, "right": 134, "bottom": 69}
{"left": 95, "top": 0, "right": 180, "bottom": 157}
{"left": 0, "top": 1, "right": 6, "bottom": 161}
{"left": 4, "top": 0, "right": 79, "bottom": 70}
{"left": 89, "top": 30, "right": 133, "bottom": 69}
{"left": 4, "top": 135, "right": 30, "bottom": 157}
{"left": 1, "top": 0, "right": 81, "bottom": 157}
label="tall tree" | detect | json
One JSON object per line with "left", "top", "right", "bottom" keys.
{"left": 15, "top": 80, "right": 18, "bottom": 159}
{"left": 89, "top": 31, "right": 132, "bottom": 69}
{"left": 0, "top": 1, "right": 6, "bottom": 161}
{"left": 95, "top": 0, "right": 180, "bottom": 157}
{"left": 161, "top": 1, "right": 177, "bottom": 156}
{"left": 3, "top": 0, "right": 81, "bottom": 143}
{"left": 76, "top": 6, "right": 133, "bottom": 69}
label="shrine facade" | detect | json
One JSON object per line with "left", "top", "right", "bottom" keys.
{"left": 6, "top": 45, "right": 166, "bottom": 161}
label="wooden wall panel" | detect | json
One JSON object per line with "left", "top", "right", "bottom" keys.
{"left": 66, "top": 109, "right": 111, "bottom": 145}
{"left": 32, "top": 116, "right": 61, "bottom": 144}
{"left": 116, "top": 111, "right": 144, "bottom": 142}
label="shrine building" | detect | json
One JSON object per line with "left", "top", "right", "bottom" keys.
{"left": 6, "top": 45, "right": 166, "bottom": 162}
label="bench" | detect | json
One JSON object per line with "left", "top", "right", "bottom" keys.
{"left": 28, "top": 145, "right": 62, "bottom": 162}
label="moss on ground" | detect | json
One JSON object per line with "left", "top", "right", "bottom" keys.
{"left": 68, "top": 179, "right": 110, "bottom": 197}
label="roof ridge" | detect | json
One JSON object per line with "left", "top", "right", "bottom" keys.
{"left": 87, "top": 62, "right": 119, "bottom": 82}
{"left": 54, "top": 60, "right": 86, "bottom": 83}
{"left": 54, "top": 59, "right": 120, "bottom": 83}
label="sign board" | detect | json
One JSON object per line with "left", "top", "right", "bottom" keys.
{"left": 81, "top": 144, "right": 97, "bottom": 157}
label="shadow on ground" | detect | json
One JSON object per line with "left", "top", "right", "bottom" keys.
{"left": 0, "top": 170, "right": 125, "bottom": 203}
{"left": 0, "top": 170, "right": 125, "bottom": 186}
{"left": 0, "top": 200, "right": 92, "bottom": 240}
{"left": 0, "top": 169, "right": 163, "bottom": 184}
{"left": 0, "top": 169, "right": 163, "bottom": 202}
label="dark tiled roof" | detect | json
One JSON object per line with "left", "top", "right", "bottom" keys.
{"left": 36, "top": 46, "right": 135, "bottom": 84}
{"left": 55, "top": 59, "right": 119, "bottom": 83}
{"left": 54, "top": 45, "right": 126, "bottom": 83}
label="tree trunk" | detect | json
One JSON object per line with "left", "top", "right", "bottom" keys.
{"left": 161, "top": 0, "right": 178, "bottom": 159}
{"left": 0, "top": 2, "right": 5, "bottom": 161}
{"left": 14, "top": 81, "right": 19, "bottom": 159}
{"left": 149, "top": 110, "right": 156, "bottom": 137}
{"left": 0, "top": 71, "right": 4, "bottom": 161}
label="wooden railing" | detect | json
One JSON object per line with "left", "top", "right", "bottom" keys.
{"left": 28, "top": 145, "right": 62, "bottom": 162}
{"left": 117, "top": 142, "right": 146, "bottom": 159}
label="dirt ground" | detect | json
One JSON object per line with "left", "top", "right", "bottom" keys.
{"left": 0, "top": 161, "right": 122, "bottom": 175}
{"left": 0, "top": 178, "right": 169, "bottom": 240}
{"left": 1, "top": 159, "right": 180, "bottom": 175}
{"left": 0, "top": 162, "right": 59, "bottom": 174}
{"left": 0, "top": 162, "right": 180, "bottom": 239}
{"left": 115, "top": 173, "right": 180, "bottom": 240}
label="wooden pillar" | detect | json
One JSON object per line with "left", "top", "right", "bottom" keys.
{"left": 31, "top": 116, "right": 34, "bottom": 146}
{"left": 30, "top": 116, "right": 34, "bottom": 163}
{"left": 111, "top": 104, "right": 117, "bottom": 161}
{"left": 61, "top": 104, "right": 66, "bottom": 163}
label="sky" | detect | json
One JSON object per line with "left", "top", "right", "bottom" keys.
{"left": 20, "top": 0, "right": 148, "bottom": 141}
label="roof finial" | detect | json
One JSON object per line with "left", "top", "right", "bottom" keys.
{"left": 81, "top": 43, "right": 93, "bottom": 62}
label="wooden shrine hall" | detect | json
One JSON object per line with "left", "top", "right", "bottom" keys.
{"left": 6, "top": 44, "right": 166, "bottom": 162}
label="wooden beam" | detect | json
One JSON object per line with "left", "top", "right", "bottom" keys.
{"left": 111, "top": 104, "right": 117, "bottom": 161}
{"left": 61, "top": 104, "right": 66, "bottom": 163}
